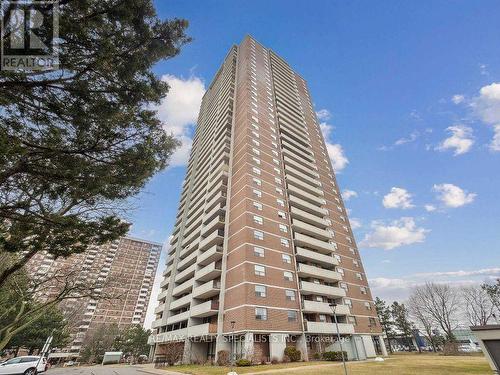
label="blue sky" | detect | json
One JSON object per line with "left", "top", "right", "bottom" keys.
{"left": 133, "top": 1, "right": 500, "bottom": 325}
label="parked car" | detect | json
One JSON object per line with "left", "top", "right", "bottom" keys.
{"left": 0, "top": 356, "right": 46, "bottom": 375}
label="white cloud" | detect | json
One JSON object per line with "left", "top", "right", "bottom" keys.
{"left": 156, "top": 74, "right": 206, "bottom": 167}
{"left": 342, "top": 189, "right": 358, "bottom": 201}
{"left": 424, "top": 204, "right": 436, "bottom": 212}
{"left": 318, "top": 115, "right": 349, "bottom": 172}
{"left": 316, "top": 109, "right": 332, "bottom": 121}
{"left": 360, "top": 217, "right": 429, "bottom": 250}
{"left": 349, "top": 218, "right": 362, "bottom": 229}
{"left": 326, "top": 143, "right": 349, "bottom": 171}
{"left": 451, "top": 94, "right": 465, "bottom": 104}
{"left": 479, "top": 63, "right": 489, "bottom": 76}
{"left": 433, "top": 183, "right": 476, "bottom": 208}
{"left": 382, "top": 187, "right": 415, "bottom": 209}
{"left": 490, "top": 124, "right": 500, "bottom": 152}
{"left": 436, "top": 125, "right": 474, "bottom": 156}
{"left": 416, "top": 268, "right": 500, "bottom": 278}
{"left": 395, "top": 131, "right": 419, "bottom": 146}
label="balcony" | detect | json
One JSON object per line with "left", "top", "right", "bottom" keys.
{"left": 290, "top": 206, "right": 328, "bottom": 228}
{"left": 199, "top": 230, "right": 224, "bottom": 252}
{"left": 305, "top": 321, "right": 355, "bottom": 335}
{"left": 202, "top": 203, "right": 226, "bottom": 225}
{"left": 282, "top": 149, "right": 316, "bottom": 170}
{"left": 289, "top": 195, "right": 327, "bottom": 217}
{"left": 187, "top": 323, "right": 211, "bottom": 338}
{"left": 300, "top": 281, "right": 346, "bottom": 298}
{"left": 170, "top": 293, "right": 192, "bottom": 310}
{"left": 151, "top": 319, "right": 164, "bottom": 330}
{"left": 172, "top": 278, "right": 194, "bottom": 297}
{"left": 177, "top": 250, "right": 198, "bottom": 271}
{"left": 198, "top": 245, "right": 223, "bottom": 266}
{"left": 159, "top": 278, "right": 169, "bottom": 289}
{"left": 149, "top": 328, "right": 188, "bottom": 344}
{"left": 298, "top": 263, "right": 342, "bottom": 282}
{"left": 287, "top": 174, "right": 324, "bottom": 197}
{"left": 294, "top": 232, "right": 337, "bottom": 254}
{"left": 193, "top": 279, "right": 221, "bottom": 299}
{"left": 201, "top": 215, "right": 225, "bottom": 237}
{"left": 288, "top": 184, "right": 324, "bottom": 206}
{"left": 302, "top": 300, "right": 351, "bottom": 316}
{"left": 154, "top": 304, "right": 165, "bottom": 315}
{"left": 285, "top": 163, "right": 319, "bottom": 182}
{"left": 174, "top": 263, "right": 196, "bottom": 283}
{"left": 195, "top": 261, "right": 222, "bottom": 282}
{"left": 157, "top": 289, "right": 168, "bottom": 302}
{"left": 190, "top": 300, "right": 219, "bottom": 318}
{"left": 166, "top": 310, "right": 190, "bottom": 325}
{"left": 292, "top": 219, "right": 332, "bottom": 241}
{"left": 296, "top": 247, "right": 338, "bottom": 267}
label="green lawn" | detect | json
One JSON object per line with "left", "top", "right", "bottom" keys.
{"left": 160, "top": 353, "right": 492, "bottom": 375}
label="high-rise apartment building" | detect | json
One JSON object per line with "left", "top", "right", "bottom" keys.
{"left": 29, "top": 236, "right": 161, "bottom": 354}
{"left": 150, "top": 36, "right": 385, "bottom": 364}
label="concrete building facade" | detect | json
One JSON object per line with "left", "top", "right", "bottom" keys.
{"left": 29, "top": 236, "right": 161, "bottom": 354}
{"left": 150, "top": 36, "right": 384, "bottom": 364}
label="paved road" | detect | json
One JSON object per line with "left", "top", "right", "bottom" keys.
{"left": 46, "top": 365, "right": 168, "bottom": 375}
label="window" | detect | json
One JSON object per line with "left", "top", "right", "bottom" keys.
{"left": 254, "top": 247, "right": 264, "bottom": 258}
{"left": 353, "top": 259, "right": 359, "bottom": 267}
{"left": 276, "top": 199, "right": 285, "bottom": 207}
{"left": 279, "top": 224, "right": 288, "bottom": 233}
{"left": 252, "top": 123, "right": 259, "bottom": 130}
{"left": 253, "top": 189, "right": 262, "bottom": 198}
{"left": 252, "top": 157, "right": 261, "bottom": 165}
{"left": 253, "top": 177, "right": 261, "bottom": 186}
{"left": 348, "top": 316, "right": 357, "bottom": 325}
{"left": 254, "top": 265, "right": 265, "bottom": 276}
{"left": 253, "top": 215, "right": 263, "bottom": 225}
{"left": 273, "top": 167, "right": 281, "bottom": 175}
{"left": 360, "top": 286, "right": 367, "bottom": 294}
{"left": 280, "top": 238, "right": 289, "bottom": 247}
{"left": 282, "top": 254, "right": 291, "bottom": 264}
{"left": 315, "top": 296, "right": 324, "bottom": 302}
{"left": 319, "top": 314, "right": 327, "bottom": 322}
{"left": 252, "top": 139, "right": 260, "bottom": 146}
{"left": 284, "top": 271, "right": 293, "bottom": 281}
{"left": 276, "top": 187, "right": 283, "bottom": 195}
{"left": 275, "top": 177, "right": 282, "bottom": 185}
{"left": 272, "top": 150, "right": 279, "bottom": 157}
{"left": 364, "top": 302, "right": 372, "bottom": 310}
{"left": 278, "top": 211, "right": 286, "bottom": 219}
{"left": 337, "top": 268, "right": 344, "bottom": 276}
{"left": 272, "top": 141, "right": 278, "bottom": 148}
{"left": 253, "top": 201, "right": 262, "bottom": 211}
{"left": 369, "top": 317, "right": 377, "bottom": 326}
{"left": 356, "top": 273, "right": 363, "bottom": 281}
{"left": 287, "top": 310, "right": 298, "bottom": 322}
{"left": 252, "top": 167, "right": 261, "bottom": 175}
{"left": 344, "top": 299, "right": 352, "bottom": 308}
{"left": 255, "top": 307, "right": 267, "bottom": 320}
{"left": 285, "top": 290, "right": 295, "bottom": 301}
{"left": 252, "top": 147, "right": 260, "bottom": 155}
{"left": 273, "top": 158, "right": 279, "bottom": 165}
{"left": 255, "top": 285, "right": 266, "bottom": 297}
{"left": 254, "top": 230, "right": 264, "bottom": 240}
{"left": 340, "top": 282, "right": 348, "bottom": 290}
{"left": 334, "top": 254, "right": 341, "bottom": 263}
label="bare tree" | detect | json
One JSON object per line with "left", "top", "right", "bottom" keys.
{"left": 410, "top": 283, "right": 460, "bottom": 342}
{"left": 462, "top": 285, "right": 495, "bottom": 326}
{"left": 408, "top": 294, "right": 439, "bottom": 352}
{"left": 0, "top": 257, "right": 123, "bottom": 351}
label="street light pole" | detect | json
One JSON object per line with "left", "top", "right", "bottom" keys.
{"left": 330, "top": 303, "right": 348, "bottom": 375}
{"left": 230, "top": 320, "right": 236, "bottom": 374}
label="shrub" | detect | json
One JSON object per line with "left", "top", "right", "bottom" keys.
{"left": 236, "top": 359, "right": 252, "bottom": 367}
{"left": 322, "top": 351, "right": 348, "bottom": 361}
{"left": 216, "top": 350, "right": 230, "bottom": 366}
{"left": 284, "top": 347, "right": 301, "bottom": 362}
{"left": 313, "top": 352, "right": 322, "bottom": 360}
